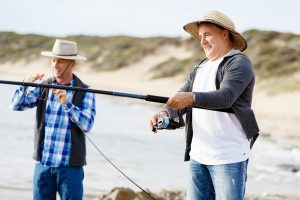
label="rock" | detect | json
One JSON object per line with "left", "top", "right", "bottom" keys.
{"left": 96, "top": 187, "right": 300, "bottom": 200}
{"left": 98, "top": 187, "right": 158, "bottom": 200}
{"left": 158, "top": 189, "right": 186, "bottom": 200}
{"left": 100, "top": 187, "right": 137, "bottom": 200}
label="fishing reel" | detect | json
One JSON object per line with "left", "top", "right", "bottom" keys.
{"left": 153, "top": 117, "right": 184, "bottom": 132}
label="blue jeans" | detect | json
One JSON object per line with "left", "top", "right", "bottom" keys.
{"left": 187, "top": 159, "right": 248, "bottom": 200}
{"left": 33, "top": 163, "right": 84, "bottom": 200}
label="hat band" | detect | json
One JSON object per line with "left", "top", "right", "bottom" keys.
{"left": 53, "top": 52, "right": 77, "bottom": 56}
{"left": 197, "top": 19, "right": 235, "bottom": 32}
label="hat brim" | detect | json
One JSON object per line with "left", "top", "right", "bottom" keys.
{"left": 41, "top": 51, "right": 87, "bottom": 61}
{"left": 183, "top": 20, "right": 247, "bottom": 51}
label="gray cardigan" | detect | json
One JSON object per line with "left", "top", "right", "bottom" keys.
{"left": 166, "top": 50, "right": 259, "bottom": 161}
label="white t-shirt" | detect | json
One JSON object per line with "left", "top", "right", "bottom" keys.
{"left": 190, "top": 55, "right": 250, "bottom": 165}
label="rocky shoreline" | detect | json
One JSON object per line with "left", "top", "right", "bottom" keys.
{"left": 94, "top": 187, "right": 300, "bottom": 200}
{"left": 95, "top": 188, "right": 184, "bottom": 200}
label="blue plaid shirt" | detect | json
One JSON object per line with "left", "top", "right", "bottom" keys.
{"left": 10, "top": 80, "right": 96, "bottom": 167}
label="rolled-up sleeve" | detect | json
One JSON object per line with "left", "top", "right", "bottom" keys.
{"left": 10, "top": 86, "right": 40, "bottom": 110}
{"left": 64, "top": 92, "right": 96, "bottom": 133}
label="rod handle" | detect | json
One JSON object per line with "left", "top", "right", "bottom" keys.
{"left": 144, "top": 95, "right": 169, "bottom": 104}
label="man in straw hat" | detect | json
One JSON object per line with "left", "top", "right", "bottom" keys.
{"left": 10, "top": 39, "right": 96, "bottom": 200}
{"left": 150, "top": 10, "right": 259, "bottom": 199}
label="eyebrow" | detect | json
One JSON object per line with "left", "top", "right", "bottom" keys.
{"left": 198, "top": 31, "right": 210, "bottom": 36}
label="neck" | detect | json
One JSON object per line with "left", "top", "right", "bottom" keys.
{"left": 220, "top": 47, "right": 232, "bottom": 57}
{"left": 55, "top": 74, "right": 73, "bottom": 84}
{"left": 211, "top": 46, "right": 232, "bottom": 61}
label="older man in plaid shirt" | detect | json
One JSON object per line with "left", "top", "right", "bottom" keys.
{"left": 10, "top": 39, "right": 96, "bottom": 200}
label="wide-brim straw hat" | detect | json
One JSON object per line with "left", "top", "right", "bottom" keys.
{"left": 41, "top": 39, "right": 87, "bottom": 61}
{"left": 183, "top": 10, "right": 247, "bottom": 51}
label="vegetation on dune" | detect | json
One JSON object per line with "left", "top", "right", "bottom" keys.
{"left": 0, "top": 32, "right": 52, "bottom": 63}
{"left": 0, "top": 32, "right": 185, "bottom": 70}
{"left": 67, "top": 35, "right": 184, "bottom": 71}
{"left": 151, "top": 54, "right": 202, "bottom": 79}
{"left": 150, "top": 37, "right": 203, "bottom": 79}
{"left": 0, "top": 29, "right": 299, "bottom": 93}
{"left": 244, "top": 29, "right": 300, "bottom": 78}
{"left": 243, "top": 29, "right": 300, "bottom": 93}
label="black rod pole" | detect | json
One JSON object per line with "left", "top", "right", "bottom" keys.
{"left": 0, "top": 79, "right": 169, "bottom": 104}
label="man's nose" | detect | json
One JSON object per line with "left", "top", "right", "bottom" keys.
{"left": 200, "top": 37, "right": 206, "bottom": 46}
{"left": 53, "top": 61, "right": 59, "bottom": 67}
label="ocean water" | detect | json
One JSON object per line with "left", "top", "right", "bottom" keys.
{"left": 0, "top": 75, "right": 300, "bottom": 199}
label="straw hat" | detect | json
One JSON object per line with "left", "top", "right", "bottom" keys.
{"left": 183, "top": 10, "right": 247, "bottom": 51}
{"left": 41, "top": 39, "right": 87, "bottom": 61}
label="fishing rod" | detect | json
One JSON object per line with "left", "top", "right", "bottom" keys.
{"left": 0, "top": 79, "right": 169, "bottom": 104}
{"left": 0, "top": 79, "right": 232, "bottom": 113}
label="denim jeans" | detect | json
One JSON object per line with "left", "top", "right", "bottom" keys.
{"left": 33, "top": 163, "right": 84, "bottom": 200}
{"left": 187, "top": 159, "right": 248, "bottom": 200}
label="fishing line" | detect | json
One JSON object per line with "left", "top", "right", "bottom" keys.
{"left": 84, "top": 132, "right": 157, "bottom": 200}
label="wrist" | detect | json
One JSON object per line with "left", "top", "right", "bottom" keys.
{"left": 64, "top": 102, "right": 73, "bottom": 111}
{"left": 158, "top": 111, "right": 168, "bottom": 118}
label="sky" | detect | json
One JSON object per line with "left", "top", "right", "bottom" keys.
{"left": 1, "top": 0, "right": 300, "bottom": 38}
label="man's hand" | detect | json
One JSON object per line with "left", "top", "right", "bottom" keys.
{"left": 52, "top": 89, "right": 67, "bottom": 105}
{"left": 149, "top": 111, "right": 168, "bottom": 133}
{"left": 24, "top": 73, "right": 45, "bottom": 83}
{"left": 166, "top": 92, "right": 193, "bottom": 110}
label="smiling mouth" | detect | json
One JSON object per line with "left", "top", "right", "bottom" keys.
{"left": 203, "top": 46, "right": 211, "bottom": 51}
{"left": 54, "top": 69, "right": 61, "bottom": 73}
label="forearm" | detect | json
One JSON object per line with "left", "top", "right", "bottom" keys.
{"left": 194, "top": 56, "right": 254, "bottom": 109}
{"left": 193, "top": 88, "right": 235, "bottom": 109}
{"left": 64, "top": 93, "right": 96, "bottom": 132}
{"left": 10, "top": 86, "right": 39, "bottom": 110}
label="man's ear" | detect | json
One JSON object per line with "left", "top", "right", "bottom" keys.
{"left": 70, "top": 60, "right": 76, "bottom": 67}
{"left": 223, "top": 29, "right": 230, "bottom": 39}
